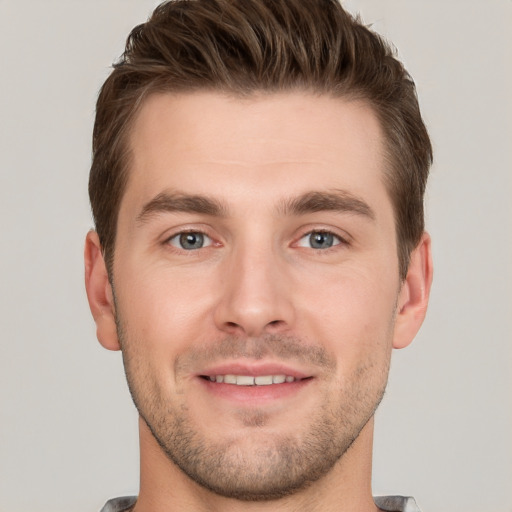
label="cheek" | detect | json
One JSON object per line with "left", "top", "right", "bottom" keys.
{"left": 114, "top": 261, "right": 218, "bottom": 353}
{"left": 295, "top": 264, "right": 398, "bottom": 362}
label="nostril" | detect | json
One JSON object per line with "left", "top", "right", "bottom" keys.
{"left": 218, "top": 318, "right": 289, "bottom": 339}
{"left": 267, "top": 320, "right": 285, "bottom": 329}
{"left": 222, "top": 321, "right": 245, "bottom": 335}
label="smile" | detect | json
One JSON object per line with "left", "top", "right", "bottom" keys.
{"left": 198, "top": 369, "right": 313, "bottom": 403}
{"left": 205, "top": 374, "right": 299, "bottom": 385}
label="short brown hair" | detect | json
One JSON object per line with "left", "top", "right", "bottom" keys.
{"left": 89, "top": 0, "right": 432, "bottom": 279}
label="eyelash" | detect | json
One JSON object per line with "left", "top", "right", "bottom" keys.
{"left": 163, "top": 227, "right": 349, "bottom": 254}
{"left": 295, "top": 230, "right": 348, "bottom": 251}
{"left": 165, "top": 230, "right": 215, "bottom": 251}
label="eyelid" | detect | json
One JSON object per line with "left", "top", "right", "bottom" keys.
{"left": 294, "top": 227, "right": 351, "bottom": 247}
{"left": 167, "top": 231, "right": 213, "bottom": 249}
{"left": 160, "top": 225, "right": 350, "bottom": 251}
{"left": 162, "top": 226, "right": 220, "bottom": 251}
{"left": 297, "top": 231, "right": 341, "bottom": 248}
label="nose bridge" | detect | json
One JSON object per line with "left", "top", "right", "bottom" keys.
{"left": 214, "top": 231, "right": 294, "bottom": 336}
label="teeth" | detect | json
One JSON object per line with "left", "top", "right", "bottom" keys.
{"left": 254, "top": 375, "right": 273, "bottom": 385}
{"left": 207, "top": 374, "right": 297, "bottom": 386}
{"left": 236, "top": 375, "right": 255, "bottom": 386}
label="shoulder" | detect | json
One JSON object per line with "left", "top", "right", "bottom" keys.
{"left": 374, "top": 495, "right": 422, "bottom": 512}
{"left": 99, "top": 496, "right": 137, "bottom": 512}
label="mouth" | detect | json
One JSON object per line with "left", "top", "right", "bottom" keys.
{"left": 196, "top": 363, "right": 314, "bottom": 404}
{"left": 200, "top": 374, "right": 305, "bottom": 386}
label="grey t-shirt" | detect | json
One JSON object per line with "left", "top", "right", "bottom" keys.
{"left": 100, "top": 495, "right": 421, "bottom": 511}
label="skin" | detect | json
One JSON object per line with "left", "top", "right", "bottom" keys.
{"left": 85, "top": 91, "right": 432, "bottom": 512}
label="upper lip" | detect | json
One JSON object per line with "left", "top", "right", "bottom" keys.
{"left": 198, "top": 361, "right": 312, "bottom": 379}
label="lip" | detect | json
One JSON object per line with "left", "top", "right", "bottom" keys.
{"left": 197, "top": 361, "right": 311, "bottom": 380}
{"left": 196, "top": 361, "right": 314, "bottom": 404}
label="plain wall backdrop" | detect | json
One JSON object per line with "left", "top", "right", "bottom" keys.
{"left": 0, "top": 1, "right": 510, "bottom": 511}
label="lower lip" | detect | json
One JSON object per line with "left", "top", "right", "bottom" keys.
{"left": 198, "top": 377, "right": 312, "bottom": 404}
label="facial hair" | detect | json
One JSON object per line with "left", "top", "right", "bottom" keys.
{"left": 115, "top": 315, "right": 390, "bottom": 501}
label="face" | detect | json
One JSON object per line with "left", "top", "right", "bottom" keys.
{"left": 98, "top": 92, "right": 412, "bottom": 499}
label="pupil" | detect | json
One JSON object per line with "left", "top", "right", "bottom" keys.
{"left": 180, "top": 233, "right": 203, "bottom": 250}
{"left": 311, "top": 232, "right": 333, "bottom": 249}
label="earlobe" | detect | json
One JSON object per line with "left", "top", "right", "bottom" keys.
{"left": 393, "top": 232, "right": 433, "bottom": 349}
{"left": 84, "top": 231, "right": 121, "bottom": 351}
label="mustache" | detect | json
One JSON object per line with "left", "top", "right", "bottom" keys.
{"left": 175, "top": 334, "right": 337, "bottom": 373}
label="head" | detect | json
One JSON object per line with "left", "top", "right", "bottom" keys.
{"left": 89, "top": 0, "right": 432, "bottom": 282}
{"left": 85, "top": 0, "right": 433, "bottom": 504}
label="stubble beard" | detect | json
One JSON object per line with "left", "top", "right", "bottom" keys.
{"left": 116, "top": 317, "right": 390, "bottom": 501}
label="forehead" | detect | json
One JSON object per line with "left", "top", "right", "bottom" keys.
{"left": 122, "top": 91, "right": 390, "bottom": 216}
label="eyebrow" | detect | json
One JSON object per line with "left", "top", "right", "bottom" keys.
{"left": 136, "top": 189, "right": 375, "bottom": 224}
{"left": 136, "top": 191, "right": 228, "bottom": 224}
{"left": 278, "top": 190, "right": 375, "bottom": 220}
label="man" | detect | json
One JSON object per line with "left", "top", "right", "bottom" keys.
{"left": 84, "top": 0, "right": 433, "bottom": 510}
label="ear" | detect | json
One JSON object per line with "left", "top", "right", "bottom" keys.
{"left": 84, "top": 231, "right": 120, "bottom": 351}
{"left": 392, "top": 232, "right": 433, "bottom": 349}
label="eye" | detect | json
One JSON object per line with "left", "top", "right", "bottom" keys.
{"left": 297, "top": 231, "right": 342, "bottom": 250}
{"left": 168, "top": 232, "right": 213, "bottom": 250}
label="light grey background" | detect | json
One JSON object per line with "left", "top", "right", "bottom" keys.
{"left": 0, "top": 1, "right": 510, "bottom": 511}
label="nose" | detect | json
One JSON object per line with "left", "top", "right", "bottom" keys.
{"left": 213, "top": 242, "right": 295, "bottom": 337}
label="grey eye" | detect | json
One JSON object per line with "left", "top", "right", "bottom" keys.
{"left": 298, "top": 231, "right": 340, "bottom": 249}
{"left": 169, "top": 232, "right": 212, "bottom": 250}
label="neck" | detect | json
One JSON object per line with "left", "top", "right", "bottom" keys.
{"left": 133, "top": 416, "right": 380, "bottom": 512}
